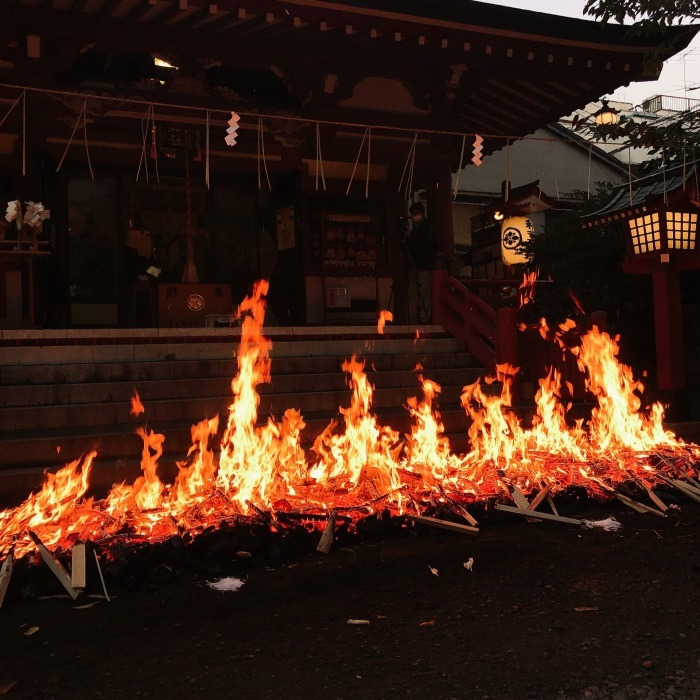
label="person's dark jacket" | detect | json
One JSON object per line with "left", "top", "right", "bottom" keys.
{"left": 404, "top": 219, "right": 438, "bottom": 271}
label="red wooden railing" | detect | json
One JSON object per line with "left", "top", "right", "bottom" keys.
{"left": 432, "top": 270, "right": 518, "bottom": 376}
{"left": 432, "top": 267, "right": 596, "bottom": 402}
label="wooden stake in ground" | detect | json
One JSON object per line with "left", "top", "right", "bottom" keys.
{"left": 615, "top": 490, "right": 666, "bottom": 516}
{"left": 71, "top": 541, "right": 87, "bottom": 590}
{"left": 0, "top": 551, "right": 13, "bottom": 608}
{"left": 494, "top": 504, "right": 582, "bottom": 525}
{"left": 527, "top": 483, "right": 554, "bottom": 512}
{"left": 28, "top": 531, "right": 80, "bottom": 600}
{"left": 317, "top": 511, "right": 337, "bottom": 554}
{"left": 438, "top": 486, "right": 478, "bottom": 527}
{"left": 408, "top": 514, "right": 479, "bottom": 535}
{"left": 598, "top": 483, "right": 667, "bottom": 517}
{"left": 504, "top": 481, "right": 541, "bottom": 523}
{"left": 93, "top": 550, "right": 111, "bottom": 603}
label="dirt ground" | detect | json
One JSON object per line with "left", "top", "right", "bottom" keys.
{"left": 1, "top": 499, "right": 699, "bottom": 700}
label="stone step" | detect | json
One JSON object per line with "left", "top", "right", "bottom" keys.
{"left": 0, "top": 349, "right": 476, "bottom": 386}
{"left": 0, "top": 381, "right": 474, "bottom": 432}
{"left": 0, "top": 366, "right": 483, "bottom": 408}
{"left": 0, "top": 330, "right": 464, "bottom": 367}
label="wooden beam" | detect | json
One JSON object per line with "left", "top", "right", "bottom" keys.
{"left": 93, "top": 550, "right": 111, "bottom": 602}
{"left": 28, "top": 531, "right": 80, "bottom": 599}
{"left": 495, "top": 504, "right": 582, "bottom": 525}
{"left": 527, "top": 483, "right": 554, "bottom": 511}
{"left": 667, "top": 478, "right": 700, "bottom": 504}
{"left": 546, "top": 495, "right": 559, "bottom": 516}
{"left": 71, "top": 541, "right": 87, "bottom": 590}
{"left": 154, "top": 0, "right": 203, "bottom": 25}
{"left": 316, "top": 511, "right": 337, "bottom": 554}
{"left": 614, "top": 491, "right": 666, "bottom": 517}
{"left": 0, "top": 552, "right": 13, "bottom": 608}
{"left": 501, "top": 481, "right": 541, "bottom": 522}
{"left": 408, "top": 513, "right": 479, "bottom": 535}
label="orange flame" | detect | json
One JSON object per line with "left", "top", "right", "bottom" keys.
{"left": 519, "top": 271, "right": 538, "bottom": 308}
{"left": 568, "top": 288, "right": 586, "bottom": 316}
{"left": 377, "top": 310, "right": 393, "bottom": 335}
{"left": 130, "top": 389, "right": 145, "bottom": 416}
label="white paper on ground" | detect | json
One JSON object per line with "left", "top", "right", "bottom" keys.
{"left": 582, "top": 517, "right": 622, "bottom": 532}
{"left": 208, "top": 576, "right": 245, "bottom": 592}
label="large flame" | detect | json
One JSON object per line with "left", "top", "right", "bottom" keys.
{"left": 1, "top": 282, "right": 698, "bottom": 560}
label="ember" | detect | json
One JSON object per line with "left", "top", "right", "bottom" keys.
{"left": 1, "top": 280, "right": 699, "bottom": 563}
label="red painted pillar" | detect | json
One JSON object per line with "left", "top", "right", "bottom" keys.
{"left": 651, "top": 265, "right": 685, "bottom": 391}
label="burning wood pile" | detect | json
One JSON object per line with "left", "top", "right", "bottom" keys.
{"left": 1, "top": 280, "right": 699, "bottom": 601}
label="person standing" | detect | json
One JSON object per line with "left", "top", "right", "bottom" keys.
{"left": 402, "top": 201, "right": 438, "bottom": 323}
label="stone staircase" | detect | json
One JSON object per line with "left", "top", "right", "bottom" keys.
{"left": 0, "top": 326, "right": 489, "bottom": 503}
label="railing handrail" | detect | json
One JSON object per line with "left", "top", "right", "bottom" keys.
{"left": 434, "top": 270, "right": 595, "bottom": 403}
{"left": 433, "top": 270, "right": 506, "bottom": 374}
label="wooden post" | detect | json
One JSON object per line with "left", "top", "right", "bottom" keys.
{"left": 93, "top": 550, "right": 111, "bottom": 603}
{"left": 316, "top": 511, "right": 337, "bottom": 554}
{"left": 0, "top": 552, "right": 13, "bottom": 608}
{"left": 71, "top": 541, "right": 87, "bottom": 590}
{"left": 408, "top": 513, "right": 479, "bottom": 535}
{"left": 651, "top": 264, "right": 685, "bottom": 391}
{"left": 28, "top": 531, "right": 80, "bottom": 599}
{"left": 494, "top": 504, "right": 581, "bottom": 525}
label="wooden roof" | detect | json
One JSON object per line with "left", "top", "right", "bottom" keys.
{"left": 1, "top": 0, "right": 698, "bottom": 176}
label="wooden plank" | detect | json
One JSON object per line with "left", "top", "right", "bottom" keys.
{"left": 495, "top": 504, "right": 582, "bottom": 525}
{"left": 547, "top": 495, "right": 560, "bottom": 516}
{"left": 316, "top": 511, "right": 337, "bottom": 554}
{"left": 625, "top": 470, "right": 669, "bottom": 512}
{"left": 672, "top": 478, "right": 700, "bottom": 497}
{"left": 451, "top": 501, "right": 478, "bottom": 528}
{"left": 93, "top": 550, "right": 111, "bottom": 603}
{"left": 509, "top": 485, "right": 540, "bottom": 522}
{"left": 614, "top": 492, "right": 666, "bottom": 517}
{"left": 670, "top": 479, "right": 700, "bottom": 504}
{"left": 408, "top": 514, "right": 479, "bottom": 535}
{"left": 28, "top": 531, "right": 80, "bottom": 600}
{"left": 655, "top": 472, "right": 700, "bottom": 503}
{"left": 71, "top": 542, "right": 87, "bottom": 590}
{"left": 644, "top": 487, "right": 669, "bottom": 513}
{"left": 527, "top": 483, "right": 553, "bottom": 511}
{"left": 438, "top": 486, "right": 478, "bottom": 526}
{"left": 0, "top": 552, "right": 13, "bottom": 608}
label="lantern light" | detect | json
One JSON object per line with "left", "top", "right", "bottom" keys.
{"left": 491, "top": 200, "right": 524, "bottom": 222}
{"left": 594, "top": 98, "right": 619, "bottom": 126}
{"left": 153, "top": 56, "right": 178, "bottom": 70}
{"left": 501, "top": 215, "right": 534, "bottom": 265}
{"left": 627, "top": 202, "right": 698, "bottom": 257}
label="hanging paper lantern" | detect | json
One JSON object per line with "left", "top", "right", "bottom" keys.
{"left": 501, "top": 216, "right": 533, "bottom": 265}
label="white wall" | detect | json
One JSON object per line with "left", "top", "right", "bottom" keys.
{"left": 452, "top": 127, "right": 627, "bottom": 202}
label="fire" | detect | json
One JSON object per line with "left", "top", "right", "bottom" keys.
{"left": 130, "top": 390, "right": 145, "bottom": 416}
{"left": 1, "top": 282, "right": 699, "bottom": 561}
{"left": 377, "top": 309, "right": 393, "bottom": 334}
{"left": 519, "top": 270, "right": 538, "bottom": 308}
{"left": 569, "top": 288, "right": 587, "bottom": 316}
